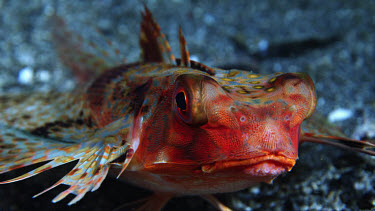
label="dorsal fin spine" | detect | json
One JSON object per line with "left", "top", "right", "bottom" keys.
{"left": 140, "top": 6, "right": 176, "bottom": 64}
{"left": 179, "top": 27, "right": 190, "bottom": 67}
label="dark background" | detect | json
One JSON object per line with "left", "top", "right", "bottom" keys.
{"left": 0, "top": 0, "right": 374, "bottom": 210}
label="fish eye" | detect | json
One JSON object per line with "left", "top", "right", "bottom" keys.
{"left": 174, "top": 74, "right": 209, "bottom": 126}
{"left": 175, "top": 89, "right": 191, "bottom": 123}
{"left": 176, "top": 91, "right": 187, "bottom": 111}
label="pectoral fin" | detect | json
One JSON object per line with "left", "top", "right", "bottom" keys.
{"left": 0, "top": 116, "right": 137, "bottom": 205}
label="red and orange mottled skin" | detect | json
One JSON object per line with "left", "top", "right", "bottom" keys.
{"left": 0, "top": 6, "right": 374, "bottom": 211}
{"left": 122, "top": 71, "right": 314, "bottom": 192}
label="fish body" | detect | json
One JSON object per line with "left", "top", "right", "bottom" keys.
{"left": 0, "top": 4, "right": 374, "bottom": 211}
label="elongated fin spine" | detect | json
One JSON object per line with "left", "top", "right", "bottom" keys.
{"left": 301, "top": 133, "right": 375, "bottom": 156}
{"left": 179, "top": 27, "right": 190, "bottom": 67}
{"left": 140, "top": 6, "right": 176, "bottom": 64}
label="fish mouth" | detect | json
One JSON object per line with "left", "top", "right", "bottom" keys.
{"left": 201, "top": 155, "right": 296, "bottom": 176}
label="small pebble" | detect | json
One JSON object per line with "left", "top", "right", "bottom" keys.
{"left": 328, "top": 108, "right": 353, "bottom": 123}
{"left": 18, "top": 67, "right": 33, "bottom": 84}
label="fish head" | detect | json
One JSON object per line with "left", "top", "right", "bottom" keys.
{"left": 134, "top": 70, "right": 316, "bottom": 180}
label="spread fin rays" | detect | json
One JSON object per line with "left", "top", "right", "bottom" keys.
{"left": 0, "top": 92, "right": 87, "bottom": 132}
{"left": 0, "top": 7, "right": 151, "bottom": 206}
{"left": 0, "top": 117, "right": 135, "bottom": 205}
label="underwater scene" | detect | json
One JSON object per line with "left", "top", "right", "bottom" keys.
{"left": 0, "top": 1, "right": 374, "bottom": 210}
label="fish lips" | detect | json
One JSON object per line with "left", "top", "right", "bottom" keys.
{"left": 201, "top": 154, "right": 296, "bottom": 177}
